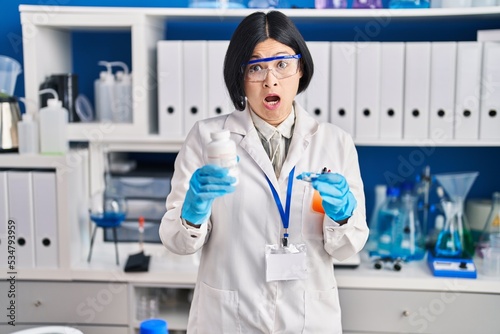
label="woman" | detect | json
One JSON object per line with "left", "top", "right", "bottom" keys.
{"left": 160, "top": 10, "right": 369, "bottom": 333}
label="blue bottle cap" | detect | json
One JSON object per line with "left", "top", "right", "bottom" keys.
{"left": 140, "top": 319, "right": 168, "bottom": 334}
{"left": 386, "top": 186, "right": 400, "bottom": 197}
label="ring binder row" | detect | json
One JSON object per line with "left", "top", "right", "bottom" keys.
{"left": 157, "top": 40, "right": 500, "bottom": 142}
{"left": 0, "top": 170, "right": 59, "bottom": 270}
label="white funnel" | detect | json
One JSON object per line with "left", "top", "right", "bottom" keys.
{"left": 434, "top": 172, "right": 479, "bottom": 202}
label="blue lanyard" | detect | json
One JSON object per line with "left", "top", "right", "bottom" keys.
{"left": 266, "top": 167, "right": 295, "bottom": 244}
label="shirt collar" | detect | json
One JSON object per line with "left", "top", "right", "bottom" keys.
{"left": 250, "top": 106, "right": 295, "bottom": 141}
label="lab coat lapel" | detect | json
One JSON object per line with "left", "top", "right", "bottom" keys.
{"left": 225, "top": 108, "right": 278, "bottom": 185}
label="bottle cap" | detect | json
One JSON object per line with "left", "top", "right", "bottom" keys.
{"left": 386, "top": 186, "right": 400, "bottom": 197}
{"left": 47, "top": 98, "right": 62, "bottom": 108}
{"left": 139, "top": 319, "right": 168, "bottom": 334}
{"left": 22, "top": 113, "right": 33, "bottom": 122}
{"left": 210, "top": 129, "right": 230, "bottom": 140}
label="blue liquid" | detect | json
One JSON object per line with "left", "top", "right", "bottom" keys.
{"left": 376, "top": 208, "right": 398, "bottom": 256}
{"left": 435, "top": 230, "right": 462, "bottom": 257}
{"left": 389, "top": 0, "right": 430, "bottom": 8}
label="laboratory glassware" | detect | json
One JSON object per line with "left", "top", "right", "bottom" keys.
{"left": 0, "top": 55, "right": 22, "bottom": 96}
{"left": 366, "top": 184, "right": 387, "bottom": 252}
{"left": 482, "top": 234, "right": 500, "bottom": 277}
{"left": 394, "top": 193, "right": 426, "bottom": 261}
{"left": 434, "top": 171, "right": 478, "bottom": 257}
{"left": 477, "top": 192, "right": 500, "bottom": 258}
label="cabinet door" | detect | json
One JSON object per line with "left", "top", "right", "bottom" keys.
{"left": 339, "top": 288, "right": 500, "bottom": 334}
{"left": 0, "top": 281, "right": 129, "bottom": 325}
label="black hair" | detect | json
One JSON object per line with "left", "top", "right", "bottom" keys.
{"left": 223, "top": 11, "right": 314, "bottom": 111}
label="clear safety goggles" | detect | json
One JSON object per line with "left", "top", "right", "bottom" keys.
{"left": 243, "top": 54, "right": 302, "bottom": 82}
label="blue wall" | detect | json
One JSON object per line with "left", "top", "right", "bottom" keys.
{"left": 2, "top": 1, "right": 500, "bottom": 224}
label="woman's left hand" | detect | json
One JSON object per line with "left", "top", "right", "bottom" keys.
{"left": 311, "top": 173, "right": 357, "bottom": 223}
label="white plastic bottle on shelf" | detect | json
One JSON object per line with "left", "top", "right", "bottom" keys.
{"left": 206, "top": 129, "right": 239, "bottom": 184}
{"left": 38, "top": 88, "right": 68, "bottom": 155}
{"left": 112, "top": 61, "right": 133, "bottom": 123}
{"left": 94, "top": 61, "right": 116, "bottom": 122}
{"left": 17, "top": 112, "right": 39, "bottom": 155}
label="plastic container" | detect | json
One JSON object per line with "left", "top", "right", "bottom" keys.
{"left": 38, "top": 88, "right": 68, "bottom": 155}
{"left": 113, "top": 61, "right": 133, "bottom": 123}
{"left": 483, "top": 234, "right": 500, "bottom": 277}
{"left": 477, "top": 192, "right": 500, "bottom": 258}
{"left": 110, "top": 175, "right": 172, "bottom": 199}
{"left": 206, "top": 129, "right": 239, "bottom": 184}
{"left": 0, "top": 55, "right": 22, "bottom": 96}
{"left": 94, "top": 61, "right": 115, "bottom": 122}
{"left": 17, "top": 113, "right": 39, "bottom": 154}
{"left": 140, "top": 319, "right": 168, "bottom": 334}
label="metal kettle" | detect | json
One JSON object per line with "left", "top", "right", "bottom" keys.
{"left": 0, "top": 95, "right": 21, "bottom": 152}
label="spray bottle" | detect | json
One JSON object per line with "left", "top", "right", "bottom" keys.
{"left": 38, "top": 88, "right": 68, "bottom": 155}
{"left": 111, "top": 61, "right": 133, "bottom": 123}
{"left": 94, "top": 61, "right": 115, "bottom": 122}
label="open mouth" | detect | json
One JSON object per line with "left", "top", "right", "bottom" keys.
{"left": 264, "top": 95, "right": 280, "bottom": 105}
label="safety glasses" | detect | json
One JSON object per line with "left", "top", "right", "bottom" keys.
{"left": 243, "top": 54, "right": 302, "bottom": 82}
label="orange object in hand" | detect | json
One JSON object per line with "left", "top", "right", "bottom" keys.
{"left": 312, "top": 190, "right": 325, "bottom": 214}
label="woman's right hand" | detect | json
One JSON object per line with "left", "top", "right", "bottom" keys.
{"left": 181, "top": 164, "right": 236, "bottom": 226}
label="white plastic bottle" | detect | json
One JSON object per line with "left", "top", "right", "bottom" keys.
{"left": 17, "top": 113, "right": 39, "bottom": 155}
{"left": 38, "top": 88, "right": 68, "bottom": 155}
{"left": 112, "top": 61, "right": 133, "bottom": 123}
{"left": 206, "top": 129, "right": 238, "bottom": 184}
{"left": 94, "top": 61, "right": 115, "bottom": 122}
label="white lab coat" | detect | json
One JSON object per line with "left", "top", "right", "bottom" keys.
{"left": 160, "top": 102, "right": 369, "bottom": 334}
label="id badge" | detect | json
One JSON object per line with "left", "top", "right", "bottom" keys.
{"left": 265, "top": 243, "right": 308, "bottom": 282}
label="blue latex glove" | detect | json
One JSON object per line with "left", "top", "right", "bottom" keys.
{"left": 181, "top": 164, "right": 236, "bottom": 225}
{"left": 311, "top": 173, "right": 357, "bottom": 222}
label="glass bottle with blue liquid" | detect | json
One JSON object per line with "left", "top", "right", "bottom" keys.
{"left": 373, "top": 185, "right": 425, "bottom": 261}
{"left": 395, "top": 193, "right": 425, "bottom": 261}
{"left": 374, "top": 186, "right": 401, "bottom": 257}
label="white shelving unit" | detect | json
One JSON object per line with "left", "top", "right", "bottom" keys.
{"left": 10, "top": 5, "right": 500, "bottom": 334}
{"left": 20, "top": 5, "right": 500, "bottom": 151}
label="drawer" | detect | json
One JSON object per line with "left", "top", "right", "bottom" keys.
{"left": 104, "top": 220, "right": 161, "bottom": 243}
{"left": 0, "top": 281, "right": 129, "bottom": 325}
{"left": 126, "top": 198, "right": 166, "bottom": 221}
{"left": 110, "top": 175, "right": 172, "bottom": 199}
{"left": 339, "top": 288, "right": 500, "bottom": 334}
